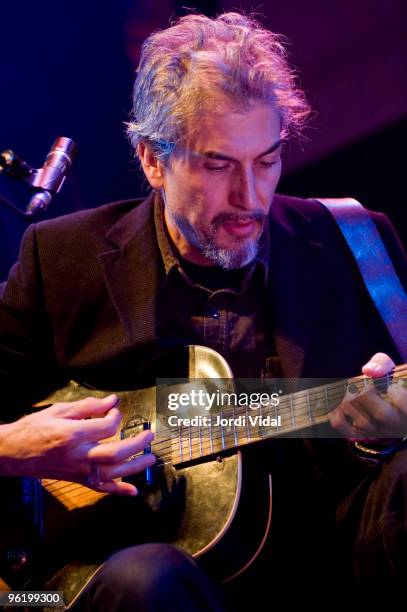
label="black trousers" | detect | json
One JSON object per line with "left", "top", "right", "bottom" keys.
{"left": 72, "top": 444, "right": 407, "bottom": 611}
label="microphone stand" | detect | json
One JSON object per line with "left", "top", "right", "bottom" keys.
{"left": 0, "top": 149, "right": 34, "bottom": 218}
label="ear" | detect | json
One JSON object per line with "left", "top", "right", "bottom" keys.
{"left": 138, "top": 141, "right": 164, "bottom": 189}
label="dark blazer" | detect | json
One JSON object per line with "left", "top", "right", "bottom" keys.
{"left": 0, "top": 192, "right": 406, "bottom": 417}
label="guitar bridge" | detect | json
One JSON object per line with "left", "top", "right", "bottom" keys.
{"left": 121, "top": 419, "right": 154, "bottom": 489}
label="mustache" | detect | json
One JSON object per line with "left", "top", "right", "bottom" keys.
{"left": 212, "top": 211, "right": 266, "bottom": 227}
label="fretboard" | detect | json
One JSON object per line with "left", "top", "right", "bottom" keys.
{"left": 154, "top": 365, "right": 406, "bottom": 467}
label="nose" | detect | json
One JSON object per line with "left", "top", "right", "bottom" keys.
{"left": 229, "top": 168, "right": 259, "bottom": 212}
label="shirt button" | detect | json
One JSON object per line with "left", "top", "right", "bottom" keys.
{"left": 209, "top": 309, "right": 220, "bottom": 319}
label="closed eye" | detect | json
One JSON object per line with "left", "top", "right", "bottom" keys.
{"left": 205, "top": 164, "right": 230, "bottom": 172}
{"left": 259, "top": 160, "right": 277, "bottom": 168}
{"left": 204, "top": 158, "right": 279, "bottom": 172}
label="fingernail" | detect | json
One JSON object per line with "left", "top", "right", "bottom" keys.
{"left": 363, "top": 361, "right": 380, "bottom": 373}
{"left": 103, "top": 394, "right": 120, "bottom": 406}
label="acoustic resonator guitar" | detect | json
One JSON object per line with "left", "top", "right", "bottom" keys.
{"left": 1, "top": 345, "right": 404, "bottom": 609}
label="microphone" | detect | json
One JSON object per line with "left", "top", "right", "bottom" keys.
{"left": 26, "top": 137, "right": 77, "bottom": 216}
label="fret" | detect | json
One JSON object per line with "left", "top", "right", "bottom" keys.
{"left": 246, "top": 403, "right": 252, "bottom": 441}
{"left": 306, "top": 389, "right": 313, "bottom": 425}
{"left": 274, "top": 397, "right": 280, "bottom": 431}
{"left": 220, "top": 409, "right": 226, "bottom": 449}
{"left": 290, "top": 393, "right": 296, "bottom": 430}
{"left": 324, "top": 384, "right": 331, "bottom": 420}
{"left": 258, "top": 401, "right": 264, "bottom": 438}
{"left": 198, "top": 425, "right": 203, "bottom": 456}
{"left": 178, "top": 425, "right": 183, "bottom": 463}
{"left": 209, "top": 416, "right": 214, "bottom": 453}
{"left": 232, "top": 403, "right": 238, "bottom": 447}
{"left": 314, "top": 383, "right": 331, "bottom": 421}
{"left": 300, "top": 392, "right": 308, "bottom": 428}
{"left": 188, "top": 425, "right": 193, "bottom": 460}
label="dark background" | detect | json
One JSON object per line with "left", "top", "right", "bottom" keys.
{"left": 1, "top": 0, "right": 406, "bottom": 280}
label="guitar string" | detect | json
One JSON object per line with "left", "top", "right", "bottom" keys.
{"left": 152, "top": 391, "right": 336, "bottom": 457}
{"left": 46, "top": 387, "right": 350, "bottom": 503}
{"left": 47, "top": 397, "right": 332, "bottom": 501}
{"left": 47, "top": 369, "right": 407, "bottom": 501}
{"left": 150, "top": 369, "right": 407, "bottom": 463}
{"left": 152, "top": 365, "right": 407, "bottom": 451}
{"left": 149, "top": 371, "right": 382, "bottom": 450}
{"left": 48, "top": 400, "right": 337, "bottom": 502}
{"left": 151, "top": 366, "right": 407, "bottom": 456}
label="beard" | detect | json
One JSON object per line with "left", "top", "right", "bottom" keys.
{"left": 172, "top": 210, "right": 266, "bottom": 270}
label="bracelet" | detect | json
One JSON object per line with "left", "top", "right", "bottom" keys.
{"left": 354, "top": 435, "right": 407, "bottom": 457}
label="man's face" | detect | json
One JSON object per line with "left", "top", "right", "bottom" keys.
{"left": 161, "top": 102, "right": 282, "bottom": 269}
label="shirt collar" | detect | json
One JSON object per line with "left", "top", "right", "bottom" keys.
{"left": 154, "top": 191, "right": 179, "bottom": 276}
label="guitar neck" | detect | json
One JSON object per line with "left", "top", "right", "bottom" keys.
{"left": 161, "top": 364, "right": 406, "bottom": 467}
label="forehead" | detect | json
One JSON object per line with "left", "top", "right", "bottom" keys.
{"left": 186, "top": 101, "right": 282, "bottom": 159}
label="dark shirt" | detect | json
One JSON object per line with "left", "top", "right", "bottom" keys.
{"left": 154, "top": 195, "right": 281, "bottom": 378}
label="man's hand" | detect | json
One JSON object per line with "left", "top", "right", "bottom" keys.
{"left": 329, "top": 352, "right": 407, "bottom": 441}
{"left": 0, "top": 394, "right": 156, "bottom": 496}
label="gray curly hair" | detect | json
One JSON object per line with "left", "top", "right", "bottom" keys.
{"left": 126, "top": 12, "right": 311, "bottom": 163}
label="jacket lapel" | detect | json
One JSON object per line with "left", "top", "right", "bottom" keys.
{"left": 97, "top": 192, "right": 163, "bottom": 348}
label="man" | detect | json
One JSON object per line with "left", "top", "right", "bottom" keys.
{"left": 0, "top": 11, "right": 406, "bottom": 610}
